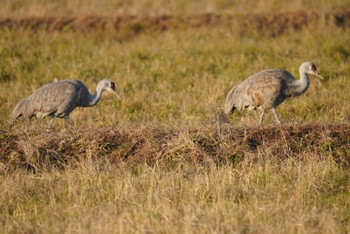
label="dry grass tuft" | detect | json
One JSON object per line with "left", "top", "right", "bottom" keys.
{"left": 0, "top": 10, "right": 349, "bottom": 37}
{"left": 1, "top": 123, "right": 349, "bottom": 173}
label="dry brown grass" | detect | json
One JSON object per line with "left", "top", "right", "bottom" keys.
{"left": 0, "top": 0, "right": 349, "bottom": 17}
{"left": 1, "top": 124, "right": 350, "bottom": 233}
{"left": 1, "top": 123, "right": 350, "bottom": 172}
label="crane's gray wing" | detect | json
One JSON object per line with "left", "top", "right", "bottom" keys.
{"left": 225, "top": 70, "right": 284, "bottom": 113}
{"left": 28, "top": 81, "right": 79, "bottom": 118}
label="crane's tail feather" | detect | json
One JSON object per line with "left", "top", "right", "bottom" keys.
{"left": 11, "top": 98, "right": 32, "bottom": 122}
{"left": 224, "top": 85, "right": 237, "bottom": 115}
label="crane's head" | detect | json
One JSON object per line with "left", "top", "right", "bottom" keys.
{"left": 300, "top": 61, "right": 324, "bottom": 80}
{"left": 101, "top": 79, "right": 122, "bottom": 99}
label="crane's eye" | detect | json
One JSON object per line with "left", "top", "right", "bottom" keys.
{"left": 110, "top": 82, "right": 116, "bottom": 90}
{"left": 311, "top": 64, "right": 317, "bottom": 71}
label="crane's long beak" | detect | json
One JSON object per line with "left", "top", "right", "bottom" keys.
{"left": 314, "top": 71, "right": 324, "bottom": 80}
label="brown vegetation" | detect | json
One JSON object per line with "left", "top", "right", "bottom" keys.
{"left": 1, "top": 123, "right": 349, "bottom": 173}
{"left": 0, "top": 10, "right": 350, "bottom": 36}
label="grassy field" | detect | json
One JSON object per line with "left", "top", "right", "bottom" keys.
{"left": 1, "top": 0, "right": 350, "bottom": 233}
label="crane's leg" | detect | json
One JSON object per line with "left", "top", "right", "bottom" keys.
{"left": 48, "top": 118, "right": 55, "bottom": 129}
{"left": 259, "top": 110, "right": 265, "bottom": 125}
{"left": 64, "top": 116, "right": 72, "bottom": 128}
{"left": 271, "top": 108, "right": 282, "bottom": 125}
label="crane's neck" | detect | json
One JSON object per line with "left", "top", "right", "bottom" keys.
{"left": 88, "top": 82, "right": 105, "bottom": 106}
{"left": 286, "top": 69, "right": 310, "bottom": 97}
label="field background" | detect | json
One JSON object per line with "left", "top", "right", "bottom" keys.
{"left": 1, "top": 0, "right": 350, "bottom": 233}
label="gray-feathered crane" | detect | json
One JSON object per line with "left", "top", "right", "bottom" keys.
{"left": 11, "top": 79, "right": 121, "bottom": 126}
{"left": 224, "top": 61, "right": 323, "bottom": 124}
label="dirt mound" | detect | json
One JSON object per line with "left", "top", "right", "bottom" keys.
{"left": 1, "top": 123, "right": 349, "bottom": 172}
{"left": 243, "top": 10, "right": 350, "bottom": 36}
{"left": 0, "top": 10, "right": 349, "bottom": 36}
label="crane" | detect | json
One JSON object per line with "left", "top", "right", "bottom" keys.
{"left": 224, "top": 61, "right": 324, "bottom": 124}
{"left": 11, "top": 79, "right": 121, "bottom": 126}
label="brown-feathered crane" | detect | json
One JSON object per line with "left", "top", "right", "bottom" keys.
{"left": 11, "top": 79, "right": 121, "bottom": 126}
{"left": 224, "top": 61, "right": 323, "bottom": 124}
